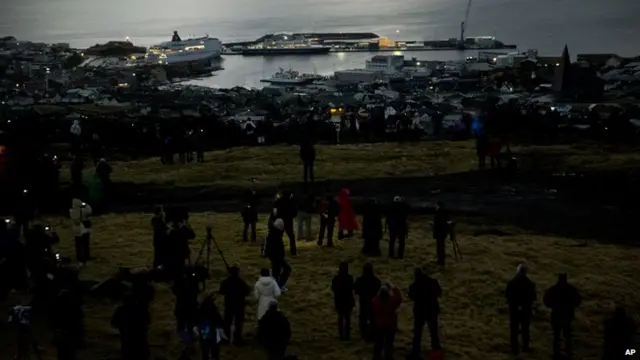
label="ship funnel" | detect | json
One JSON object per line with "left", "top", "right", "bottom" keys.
{"left": 172, "top": 31, "right": 182, "bottom": 42}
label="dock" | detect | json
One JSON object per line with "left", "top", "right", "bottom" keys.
{"left": 221, "top": 44, "right": 517, "bottom": 56}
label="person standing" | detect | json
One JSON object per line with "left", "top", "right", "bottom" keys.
{"left": 387, "top": 196, "right": 409, "bottom": 259}
{"left": 431, "top": 202, "right": 450, "bottom": 266}
{"left": 602, "top": 307, "right": 636, "bottom": 360}
{"left": 275, "top": 190, "right": 298, "bottom": 256}
{"left": 173, "top": 270, "right": 200, "bottom": 343}
{"left": 354, "top": 262, "right": 382, "bottom": 342}
{"left": 264, "top": 219, "right": 292, "bottom": 290}
{"left": 544, "top": 273, "right": 582, "bottom": 359}
{"left": 408, "top": 268, "right": 442, "bottom": 359}
{"left": 197, "top": 292, "right": 224, "bottom": 360}
{"left": 241, "top": 190, "right": 258, "bottom": 243}
{"left": 371, "top": 284, "right": 403, "bottom": 360}
{"left": 505, "top": 263, "right": 536, "bottom": 355}
{"left": 300, "top": 137, "right": 315, "bottom": 188}
{"left": 151, "top": 206, "right": 167, "bottom": 268}
{"left": 258, "top": 300, "right": 291, "bottom": 360}
{"left": 219, "top": 265, "right": 250, "bottom": 345}
{"left": 361, "top": 198, "right": 382, "bottom": 257}
{"left": 337, "top": 188, "right": 359, "bottom": 240}
{"left": 52, "top": 289, "right": 83, "bottom": 360}
{"left": 69, "top": 198, "right": 92, "bottom": 266}
{"left": 111, "top": 293, "right": 151, "bottom": 360}
{"left": 14, "top": 189, "right": 34, "bottom": 239}
{"left": 254, "top": 269, "right": 282, "bottom": 320}
{"left": 317, "top": 194, "right": 340, "bottom": 247}
{"left": 332, "top": 261, "right": 355, "bottom": 341}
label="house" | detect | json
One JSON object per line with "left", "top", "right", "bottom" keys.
{"left": 577, "top": 54, "right": 624, "bottom": 69}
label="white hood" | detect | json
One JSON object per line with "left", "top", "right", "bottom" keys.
{"left": 255, "top": 276, "right": 279, "bottom": 295}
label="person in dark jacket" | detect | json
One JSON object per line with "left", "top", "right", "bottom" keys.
{"left": 603, "top": 307, "right": 637, "bottom": 360}
{"left": 318, "top": 194, "right": 340, "bottom": 247}
{"left": 361, "top": 198, "right": 383, "bottom": 257}
{"left": 166, "top": 219, "right": 196, "bottom": 276}
{"left": 408, "top": 268, "right": 442, "bottom": 359}
{"left": 275, "top": 190, "right": 297, "bottom": 256}
{"left": 241, "top": 190, "right": 258, "bottom": 242}
{"left": 332, "top": 261, "right": 355, "bottom": 340}
{"left": 372, "top": 284, "right": 403, "bottom": 360}
{"left": 70, "top": 155, "right": 84, "bottom": 188}
{"left": 543, "top": 273, "right": 582, "bottom": 359}
{"left": 258, "top": 300, "right": 291, "bottom": 360}
{"left": 354, "top": 262, "right": 382, "bottom": 342}
{"left": 151, "top": 206, "right": 167, "bottom": 268}
{"left": 14, "top": 189, "right": 34, "bottom": 238}
{"left": 505, "top": 263, "right": 537, "bottom": 355}
{"left": 300, "top": 138, "right": 315, "bottom": 187}
{"left": 173, "top": 270, "right": 200, "bottom": 342}
{"left": 111, "top": 293, "right": 151, "bottom": 360}
{"left": 195, "top": 128, "right": 206, "bottom": 163}
{"left": 265, "top": 219, "right": 292, "bottom": 290}
{"left": 387, "top": 196, "right": 409, "bottom": 259}
{"left": 95, "top": 158, "right": 112, "bottom": 187}
{"left": 431, "top": 202, "right": 450, "bottom": 266}
{"left": 52, "top": 289, "right": 84, "bottom": 360}
{"left": 197, "top": 293, "right": 224, "bottom": 360}
{"left": 219, "top": 265, "right": 251, "bottom": 345}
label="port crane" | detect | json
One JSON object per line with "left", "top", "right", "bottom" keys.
{"left": 458, "top": 0, "right": 472, "bottom": 49}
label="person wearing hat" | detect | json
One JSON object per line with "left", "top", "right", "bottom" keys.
{"left": 264, "top": 219, "right": 292, "bottom": 291}
{"left": 332, "top": 261, "right": 355, "bottom": 340}
{"left": 219, "top": 265, "right": 251, "bottom": 346}
{"left": 408, "top": 268, "right": 442, "bottom": 359}
{"left": 505, "top": 263, "right": 537, "bottom": 355}
{"left": 543, "top": 273, "right": 582, "bottom": 359}
{"left": 387, "top": 196, "right": 409, "bottom": 259}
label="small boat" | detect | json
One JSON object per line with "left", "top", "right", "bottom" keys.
{"left": 260, "top": 68, "right": 312, "bottom": 85}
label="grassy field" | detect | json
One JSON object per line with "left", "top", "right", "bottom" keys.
{"left": 61, "top": 141, "right": 640, "bottom": 189}
{"left": 7, "top": 211, "right": 638, "bottom": 360}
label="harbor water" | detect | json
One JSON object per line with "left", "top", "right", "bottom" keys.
{"left": 2, "top": 0, "right": 639, "bottom": 88}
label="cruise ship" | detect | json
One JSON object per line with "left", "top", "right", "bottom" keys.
{"left": 146, "top": 31, "right": 222, "bottom": 65}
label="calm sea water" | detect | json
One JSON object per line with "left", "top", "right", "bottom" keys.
{"left": 2, "top": 0, "right": 639, "bottom": 88}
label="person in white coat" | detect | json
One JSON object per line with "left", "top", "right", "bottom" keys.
{"left": 254, "top": 268, "right": 281, "bottom": 320}
{"left": 69, "top": 198, "right": 93, "bottom": 266}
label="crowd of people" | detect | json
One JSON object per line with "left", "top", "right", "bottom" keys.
{"left": 0, "top": 185, "right": 637, "bottom": 360}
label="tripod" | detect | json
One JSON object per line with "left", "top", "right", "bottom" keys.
{"left": 449, "top": 223, "right": 462, "bottom": 261}
{"left": 193, "top": 226, "right": 230, "bottom": 290}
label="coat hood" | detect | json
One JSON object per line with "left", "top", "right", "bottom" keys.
{"left": 257, "top": 276, "right": 277, "bottom": 289}
{"left": 71, "top": 198, "right": 83, "bottom": 208}
{"left": 340, "top": 188, "right": 350, "bottom": 198}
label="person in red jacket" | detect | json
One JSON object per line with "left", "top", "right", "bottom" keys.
{"left": 337, "top": 188, "right": 359, "bottom": 239}
{"left": 372, "top": 283, "right": 402, "bottom": 360}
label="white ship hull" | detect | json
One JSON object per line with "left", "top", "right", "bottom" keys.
{"left": 146, "top": 35, "right": 222, "bottom": 66}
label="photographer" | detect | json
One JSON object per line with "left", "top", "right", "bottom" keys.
{"left": 265, "top": 219, "right": 292, "bottom": 291}
{"left": 69, "top": 198, "right": 93, "bottom": 266}
{"left": 165, "top": 208, "right": 195, "bottom": 277}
